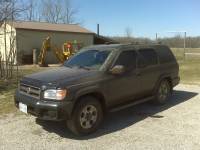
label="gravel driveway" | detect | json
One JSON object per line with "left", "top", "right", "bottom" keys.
{"left": 0, "top": 84, "right": 200, "bottom": 150}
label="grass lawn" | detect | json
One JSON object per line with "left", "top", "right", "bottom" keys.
{"left": 179, "top": 60, "right": 200, "bottom": 84}
{"left": 0, "top": 66, "right": 51, "bottom": 116}
{"left": 172, "top": 48, "right": 200, "bottom": 84}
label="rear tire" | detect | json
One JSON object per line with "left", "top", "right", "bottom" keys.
{"left": 153, "top": 80, "right": 171, "bottom": 105}
{"left": 67, "top": 96, "right": 103, "bottom": 136}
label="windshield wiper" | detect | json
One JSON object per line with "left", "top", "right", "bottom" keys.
{"left": 65, "top": 64, "right": 91, "bottom": 70}
{"left": 78, "top": 65, "right": 91, "bottom": 70}
{"left": 64, "top": 64, "right": 72, "bottom": 68}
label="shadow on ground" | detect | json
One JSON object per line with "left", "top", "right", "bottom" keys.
{"left": 36, "top": 90, "right": 198, "bottom": 140}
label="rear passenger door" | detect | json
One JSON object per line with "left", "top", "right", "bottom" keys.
{"left": 136, "top": 48, "right": 160, "bottom": 97}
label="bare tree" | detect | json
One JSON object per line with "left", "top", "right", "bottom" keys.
{"left": 0, "top": 0, "right": 15, "bottom": 22}
{"left": 0, "top": 0, "right": 26, "bottom": 22}
{"left": 24, "top": 0, "right": 44, "bottom": 21}
{"left": 62, "top": 0, "right": 79, "bottom": 24}
{"left": 125, "top": 27, "right": 133, "bottom": 38}
{"left": 0, "top": 0, "right": 26, "bottom": 82}
{"left": 41, "top": 0, "right": 60, "bottom": 23}
{"left": 25, "top": 0, "right": 35, "bottom": 21}
{"left": 41, "top": 0, "right": 80, "bottom": 24}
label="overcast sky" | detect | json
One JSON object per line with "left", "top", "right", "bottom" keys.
{"left": 72, "top": 0, "right": 200, "bottom": 39}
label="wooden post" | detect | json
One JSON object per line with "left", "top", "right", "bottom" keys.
{"left": 33, "top": 49, "right": 37, "bottom": 65}
{"left": 183, "top": 32, "right": 186, "bottom": 60}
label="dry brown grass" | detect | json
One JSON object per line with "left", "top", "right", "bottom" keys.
{"left": 0, "top": 66, "right": 51, "bottom": 115}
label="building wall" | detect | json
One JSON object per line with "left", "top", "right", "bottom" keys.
{"left": 16, "top": 29, "right": 94, "bottom": 64}
{"left": 0, "top": 23, "right": 17, "bottom": 63}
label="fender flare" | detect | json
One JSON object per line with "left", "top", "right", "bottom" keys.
{"left": 153, "top": 73, "right": 172, "bottom": 94}
{"left": 70, "top": 85, "right": 107, "bottom": 115}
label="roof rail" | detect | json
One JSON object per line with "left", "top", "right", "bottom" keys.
{"left": 105, "top": 41, "right": 119, "bottom": 44}
{"left": 130, "top": 42, "right": 140, "bottom": 45}
{"left": 130, "top": 41, "right": 160, "bottom": 45}
{"left": 157, "top": 41, "right": 162, "bottom": 44}
{"left": 122, "top": 41, "right": 163, "bottom": 46}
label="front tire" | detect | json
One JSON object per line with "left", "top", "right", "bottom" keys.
{"left": 153, "top": 80, "right": 171, "bottom": 104}
{"left": 67, "top": 96, "right": 103, "bottom": 136}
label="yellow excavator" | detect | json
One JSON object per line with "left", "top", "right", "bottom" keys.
{"left": 38, "top": 36, "right": 81, "bottom": 67}
{"left": 38, "top": 36, "right": 51, "bottom": 67}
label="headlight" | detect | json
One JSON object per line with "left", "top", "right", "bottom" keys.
{"left": 44, "top": 89, "right": 67, "bottom": 100}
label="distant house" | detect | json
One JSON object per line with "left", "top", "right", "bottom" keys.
{"left": 0, "top": 21, "right": 94, "bottom": 64}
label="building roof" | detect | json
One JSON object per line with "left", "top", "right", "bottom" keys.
{"left": 7, "top": 21, "right": 94, "bottom": 34}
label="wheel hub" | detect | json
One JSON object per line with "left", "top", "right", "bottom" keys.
{"left": 158, "top": 82, "right": 169, "bottom": 101}
{"left": 80, "top": 105, "right": 98, "bottom": 129}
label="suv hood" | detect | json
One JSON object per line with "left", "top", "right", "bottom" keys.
{"left": 23, "top": 67, "right": 97, "bottom": 85}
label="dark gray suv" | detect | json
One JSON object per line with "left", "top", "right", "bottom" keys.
{"left": 15, "top": 44, "right": 180, "bottom": 135}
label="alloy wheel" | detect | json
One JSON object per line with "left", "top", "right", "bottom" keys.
{"left": 79, "top": 105, "right": 98, "bottom": 129}
{"left": 158, "top": 81, "right": 169, "bottom": 102}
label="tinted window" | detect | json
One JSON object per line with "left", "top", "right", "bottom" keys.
{"left": 115, "top": 51, "right": 137, "bottom": 70}
{"left": 137, "top": 54, "right": 147, "bottom": 68}
{"left": 139, "top": 49, "right": 158, "bottom": 66}
{"left": 156, "top": 46, "right": 176, "bottom": 64}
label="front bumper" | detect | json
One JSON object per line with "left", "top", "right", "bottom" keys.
{"left": 14, "top": 90, "right": 73, "bottom": 121}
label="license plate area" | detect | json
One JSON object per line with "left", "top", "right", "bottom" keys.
{"left": 19, "top": 102, "right": 27, "bottom": 114}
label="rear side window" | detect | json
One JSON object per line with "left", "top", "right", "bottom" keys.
{"left": 156, "top": 46, "right": 176, "bottom": 64}
{"left": 138, "top": 49, "right": 158, "bottom": 66}
{"left": 114, "top": 50, "right": 137, "bottom": 70}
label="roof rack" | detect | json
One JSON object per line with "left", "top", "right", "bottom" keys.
{"left": 130, "top": 42, "right": 140, "bottom": 45}
{"left": 130, "top": 41, "right": 163, "bottom": 45}
{"left": 157, "top": 41, "right": 162, "bottom": 44}
{"left": 105, "top": 41, "right": 120, "bottom": 45}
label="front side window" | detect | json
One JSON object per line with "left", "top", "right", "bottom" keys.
{"left": 64, "top": 50, "right": 111, "bottom": 70}
{"left": 114, "top": 50, "right": 137, "bottom": 70}
{"left": 139, "top": 49, "right": 158, "bottom": 66}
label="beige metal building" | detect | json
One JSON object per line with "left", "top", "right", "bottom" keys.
{"left": 0, "top": 21, "right": 94, "bottom": 64}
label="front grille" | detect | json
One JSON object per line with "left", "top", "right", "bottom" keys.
{"left": 19, "top": 83, "right": 41, "bottom": 99}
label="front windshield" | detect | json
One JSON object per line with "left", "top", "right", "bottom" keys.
{"left": 64, "top": 50, "right": 111, "bottom": 70}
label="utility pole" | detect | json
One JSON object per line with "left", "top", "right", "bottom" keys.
{"left": 183, "top": 31, "right": 186, "bottom": 60}
{"left": 156, "top": 33, "right": 158, "bottom": 41}
{"left": 97, "top": 24, "right": 100, "bottom": 36}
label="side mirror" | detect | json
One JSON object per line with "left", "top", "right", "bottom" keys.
{"left": 110, "top": 65, "right": 125, "bottom": 75}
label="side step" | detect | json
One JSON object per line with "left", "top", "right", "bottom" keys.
{"left": 109, "top": 96, "right": 155, "bottom": 112}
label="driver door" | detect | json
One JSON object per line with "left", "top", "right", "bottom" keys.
{"left": 107, "top": 50, "right": 141, "bottom": 106}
